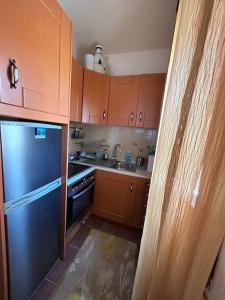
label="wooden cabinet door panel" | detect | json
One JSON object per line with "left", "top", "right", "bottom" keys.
{"left": 0, "top": 0, "right": 23, "bottom": 106}
{"left": 108, "top": 76, "right": 140, "bottom": 127}
{"left": 70, "top": 59, "right": 83, "bottom": 122}
{"left": 132, "top": 178, "right": 150, "bottom": 228}
{"left": 89, "top": 71, "right": 106, "bottom": 124}
{"left": 22, "top": 0, "right": 61, "bottom": 113}
{"left": 82, "top": 69, "right": 92, "bottom": 123}
{"left": 93, "top": 171, "right": 136, "bottom": 225}
{"left": 136, "top": 74, "right": 166, "bottom": 128}
{"left": 41, "top": 0, "right": 61, "bottom": 21}
{"left": 0, "top": 0, "right": 71, "bottom": 119}
{"left": 82, "top": 69, "right": 109, "bottom": 124}
{"left": 59, "top": 10, "right": 72, "bottom": 117}
{"left": 100, "top": 76, "right": 110, "bottom": 125}
{"left": 134, "top": 178, "right": 150, "bottom": 208}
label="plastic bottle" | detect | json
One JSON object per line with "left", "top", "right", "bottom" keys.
{"left": 125, "top": 150, "right": 132, "bottom": 164}
{"left": 103, "top": 148, "right": 108, "bottom": 160}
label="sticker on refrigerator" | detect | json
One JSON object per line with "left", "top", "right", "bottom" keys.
{"left": 35, "top": 128, "right": 46, "bottom": 139}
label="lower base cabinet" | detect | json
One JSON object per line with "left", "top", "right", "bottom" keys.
{"left": 93, "top": 170, "right": 150, "bottom": 227}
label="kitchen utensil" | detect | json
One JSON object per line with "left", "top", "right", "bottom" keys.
{"left": 136, "top": 156, "right": 145, "bottom": 166}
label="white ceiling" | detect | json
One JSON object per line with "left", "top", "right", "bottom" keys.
{"left": 59, "top": 0, "right": 177, "bottom": 60}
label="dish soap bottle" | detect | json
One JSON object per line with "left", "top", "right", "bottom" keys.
{"left": 103, "top": 148, "right": 108, "bottom": 160}
{"left": 125, "top": 150, "right": 132, "bottom": 164}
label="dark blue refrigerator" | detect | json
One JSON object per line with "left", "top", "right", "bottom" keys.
{"left": 1, "top": 120, "right": 62, "bottom": 300}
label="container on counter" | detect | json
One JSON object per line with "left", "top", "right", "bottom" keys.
{"left": 147, "top": 155, "right": 155, "bottom": 172}
{"left": 103, "top": 148, "right": 109, "bottom": 160}
{"left": 125, "top": 150, "right": 132, "bottom": 164}
{"left": 136, "top": 156, "right": 145, "bottom": 167}
{"left": 96, "top": 151, "right": 104, "bottom": 160}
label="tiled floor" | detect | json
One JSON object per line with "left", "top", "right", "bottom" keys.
{"left": 30, "top": 215, "right": 142, "bottom": 299}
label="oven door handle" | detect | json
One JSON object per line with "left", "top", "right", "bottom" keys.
{"left": 71, "top": 182, "right": 95, "bottom": 200}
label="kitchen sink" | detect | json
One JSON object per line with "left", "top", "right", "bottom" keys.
{"left": 110, "top": 162, "right": 137, "bottom": 172}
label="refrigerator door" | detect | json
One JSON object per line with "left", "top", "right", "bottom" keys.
{"left": 5, "top": 187, "right": 61, "bottom": 300}
{"left": 0, "top": 121, "right": 62, "bottom": 203}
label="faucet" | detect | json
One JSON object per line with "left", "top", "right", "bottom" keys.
{"left": 115, "top": 144, "right": 122, "bottom": 162}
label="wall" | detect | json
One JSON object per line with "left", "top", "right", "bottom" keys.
{"left": 105, "top": 48, "right": 171, "bottom": 75}
{"left": 69, "top": 124, "right": 158, "bottom": 162}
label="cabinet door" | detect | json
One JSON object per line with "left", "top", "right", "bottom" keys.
{"left": 0, "top": 0, "right": 23, "bottom": 106}
{"left": 21, "top": 0, "right": 61, "bottom": 114}
{"left": 59, "top": 11, "right": 72, "bottom": 117}
{"left": 70, "top": 59, "right": 83, "bottom": 122}
{"left": 82, "top": 69, "right": 110, "bottom": 125}
{"left": 108, "top": 76, "right": 140, "bottom": 127}
{"left": 93, "top": 171, "right": 136, "bottom": 226}
{"left": 132, "top": 178, "right": 150, "bottom": 228}
{"left": 0, "top": 0, "right": 71, "bottom": 116}
{"left": 136, "top": 74, "right": 166, "bottom": 128}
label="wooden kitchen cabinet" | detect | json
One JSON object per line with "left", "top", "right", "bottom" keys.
{"left": 132, "top": 177, "right": 150, "bottom": 228}
{"left": 82, "top": 69, "right": 110, "bottom": 124}
{"left": 70, "top": 59, "right": 83, "bottom": 122}
{"left": 93, "top": 171, "right": 136, "bottom": 226}
{"left": 93, "top": 170, "right": 151, "bottom": 228}
{"left": 108, "top": 75, "right": 140, "bottom": 127}
{"left": 136, "top": 74, "right": 166, "bottom": 128}
{"left": 0, "top": 0, "right": 72, "bottom": 118}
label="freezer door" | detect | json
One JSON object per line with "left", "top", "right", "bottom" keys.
{"left": 0, "top": 122, "right": 62, "bottom": 203}
{"left": 5, "top": 187, "right": 61, "bottom": 300}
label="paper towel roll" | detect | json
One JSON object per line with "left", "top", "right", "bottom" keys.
{"left": 85, "top": 54, "right": 94, "bottom": 70}
{"left": 147, "top": 155, "right": 155, "bottom": 172}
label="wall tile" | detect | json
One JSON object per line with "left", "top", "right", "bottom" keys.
{"left": 69, "top": 124, "right": 158, "bottom": 162}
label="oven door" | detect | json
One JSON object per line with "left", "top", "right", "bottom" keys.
{"left": 67, "top": 177, "right": 95, "bottom": 229}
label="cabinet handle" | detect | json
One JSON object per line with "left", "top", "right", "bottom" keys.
{"left": 9, "top": 59, "right": 19, "bottom": 89}
{"left": 130, "top": 112, "right": 134, "bottom": 121}
{"left": 103, "top": 110, "right": 106, "bottom": 120}
{"left": 139, "top": 112, "right": 143, "bottom": 122}
{"left": 130, "top": 183, "right": 133, "bottom": 192}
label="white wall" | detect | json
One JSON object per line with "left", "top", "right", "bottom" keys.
{"left": 105, "top": 48, "right": 171, "bottom": 76}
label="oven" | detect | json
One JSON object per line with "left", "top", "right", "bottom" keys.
{"left": 67, "top": 169, "right": 95, "bottom": 230}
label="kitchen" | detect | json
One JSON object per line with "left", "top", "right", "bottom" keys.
{"left": 1, "top": 1, "right": 225, "bottom": 300}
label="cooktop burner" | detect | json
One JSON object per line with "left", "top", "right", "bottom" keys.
{"left": 68, "top": 163, "right": 91, "bottom": 178}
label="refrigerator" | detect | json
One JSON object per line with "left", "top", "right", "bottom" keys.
{"left": 1, "top": 120, "right": 62, "bottom": 300}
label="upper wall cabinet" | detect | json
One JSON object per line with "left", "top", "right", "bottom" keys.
{"left": 136, "top": 74, "right": 166, "bottom": 128}
{"left": 82, "top": 69, "right": 110, "bottom": 125}
{"left": 0, "top": 0, "right": 72, "bottom": 118}
{"left": 70, "top": 59, "right": 83, "bottom": 122}
{"left": 107, "top": 76, "right": 140, "bottom": 127}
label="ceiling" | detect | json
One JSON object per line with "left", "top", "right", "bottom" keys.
{"left": 59, "top": 0, "right": 177, "bottom": 60}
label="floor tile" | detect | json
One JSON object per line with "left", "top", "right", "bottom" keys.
{"left": 30, "top": 279, "right": 56, "bottom": 300}
{"left": 101, "top": 222, "right": 132, "bottom": 240}
{"left": 86, "top": 215, "right": 105, "bottom": 229}
{"left": 126, "top": 229, "right": 142, "bottom": 243}
{"left": 31, "top": 216, "right": 141, "bottom": 299}
{"left": 69, "top": 224, "right": 92, "bottom": 248}
{"left": 47, "top": 246, "right": 79, "bottom": 285}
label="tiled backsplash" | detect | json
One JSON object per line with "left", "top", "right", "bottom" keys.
{"left": 69, "top": 124, "right": 158, "bottom": 161}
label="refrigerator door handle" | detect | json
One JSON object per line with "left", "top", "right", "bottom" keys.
{"left": 4, "top": 177, "right": 62, "bottom": 215}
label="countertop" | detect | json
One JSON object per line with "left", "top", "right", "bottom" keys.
{"left": 69, "top": 158, "right": 151, "bottom": 179}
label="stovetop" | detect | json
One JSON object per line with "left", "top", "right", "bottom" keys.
{"left": 68, "top": 163, "right": 91, "bottom": 178}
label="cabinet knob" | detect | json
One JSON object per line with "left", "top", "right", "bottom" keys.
{"left": 8, "top": 59, "right": 19, "bottom": 89}
{"left": 139, "top": 112, "right": 143, "bottom": 122}
{"left": 130, "top": 112, "right": 134, "bottom": 121}
{"left": 103, "top": 110, "right": 106, "bottom": 120}
{"left": 130, "top": 183, "right": 133, "bottom": 192}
